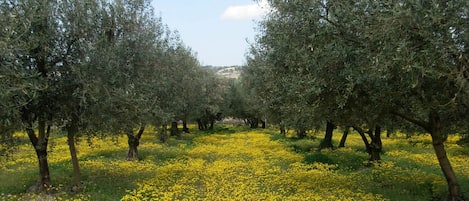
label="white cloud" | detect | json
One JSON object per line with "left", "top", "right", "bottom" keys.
{"left": 221, "top": 0, "right": 270, "bottom": 20}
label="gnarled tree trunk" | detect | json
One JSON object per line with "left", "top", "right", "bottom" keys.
{"left": 353, "top": 126, "right": 371, "bottom": 158}
{"left": 25, "top": 118, "right": 52, "bottom": 192}
{"left": 248, "top": 118, "right": 259, "bottom": 128}
{"left": 159, "top": 124, "right": 168, "bottom": 143}
{"left": 369, "top": 126, "right": 382, "bottom": 161}
{"left": 197, "top": 119, "right": 208, "bottom": 131}
{"left": 126, "top": 124, "right": 145, "bottom": 161}
{"left": 353, "top": 125, "right": 381, "bottom": 161}
{"left": 428, "top": 112, "right": 463, "bottom": 201}
{"left": 170, "top": 121, "right": 181, "bottom": 139}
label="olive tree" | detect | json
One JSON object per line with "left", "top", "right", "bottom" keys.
{"left": 0, "top": 0, "right": 180, "bottom": 190}
{"left": 359, "top": 1, "right": 468, "bottom": 199}
{"left": 85, "top": 0, "right": 173, "bottom": 160}
{"left": 0, "top": 0, "right": 97, "bottom": 191}
{"left": 249, "top": 0, "right": 468, "bottom": 199}
{"left": 192, "top": 68, "right": 224, "bottom": 131}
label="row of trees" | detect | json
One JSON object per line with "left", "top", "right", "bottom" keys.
{"left": 0, "top": 0, "right": 224, "bottom": 192}
{"left": 237, "top": 0, "right": 468, "bottom": 200}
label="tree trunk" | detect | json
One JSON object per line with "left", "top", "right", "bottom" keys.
{"left": 159, "top": 124, "right": 168, "bottom": 143}
{"left": 394, "top": 110, "right": 464, "bottom": 200}
{"left": 127, "top": 125, "right": 145, "bottom": 160}
{"left": 339, "top": 127, "right": 349, "bottom": 148}
{"left": 296, "top": 129, "right": 306, "bottom": 139}
{"left": 353, "top": 126, "right": 371, "bottom": 156}
{"left": 320, "top": 121, "right": 334, "bottom": 149}
{"left": 170, "top": 121, "right": 177, "bottom": 136}
{"left": 197, "top": 119, "right": 203, "bottom": 130}
{"left": 170, "top": 121, "right": 181, "bottom": 139}
{"left": 428, "top": 112, "right": 463, "bottom": 200}
{"left": 182, "top": 120, "right": 190, "bottom": 133}
{"left": 26, "top": 118, "right": 52, "bottom": 192}
{"left": 261, "top": 120, "right": 266, "bottom": 128}
{"left": 209, "top": 119, "right": 215, "bottom": 130}
{"left": 249, "top": 118, "right": 259, "bottom": 128}
{"left": 126, "top": 133, "right": 138, "bottom": 160}
{"left": 369, "top": 126, "right": 382, "bottom": 162}
{"left": 280, "top": 124, "right": 286, "bottom": 135}
{"left": 432, "top": 136, "right": 464, "bottom": 201}
{"left": 24, "top": 14, "right": 52, "bottom": 193}
{"left": 203, "top": 121, "right": 208, "bottom": 130}
{"left": 197, "top": 119, "right": 208, "bottom": 131}
{"left": 66, "top": 117, "right": 81, "bottom": 192}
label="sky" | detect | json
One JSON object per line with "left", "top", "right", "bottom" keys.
{"left": 151, "top": 0, "right": 269, "bottom": 67}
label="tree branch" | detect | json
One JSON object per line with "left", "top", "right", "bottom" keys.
{"left": 318, "top": 15, "right": 365, "bottom": 47}
{"left": 391, "top": 111, "right": 430, "bottom": 132}
{"left": 352, "top": 125, "right": 371, "bottom": 154}
{"left": 136, "top": 124, "right": 145, "bottom": 140}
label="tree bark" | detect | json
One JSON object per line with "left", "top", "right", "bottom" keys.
{"left": 170, "top": 121, "right": 181, "bottom": 139}
{"left": 159, "top": 124, "right": 168, "bottom": 143}
{"left": 182, "top": 120, "right": 190, "bottom": 133}
{"left": 339, "top": 127, "right": 350, "bottom": 148}
{"left": 126, "top": 125, "right": 145, "bottom": 161}
{"left": 249, "top": 118, "right": 259, "bottom": 128}
{"left": 320, "top": 121, "right": 334, "bottom": 149}
{"left": 197, "top": 119, "right": 208, "bottom": 131}
{"left": 261, "top": 120, "right": 266, "bottom": 128}
{"left": 126, "top": 133, "right": 138, "bottom": 160}
{"left": 66, "top": 117, "right": 81, "bottom": 191}
{"left": 369, "top": 126, "right": 382, "bottom": 161}
{"left": 26, "top": 118, "right": 52, "bottom": 192}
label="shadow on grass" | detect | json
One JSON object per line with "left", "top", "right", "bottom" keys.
{"left": 303, "top": 149, "right": 368, "bottom": 171}
{"left": 191, "top": 124, "right": 272, "bottom": 136}
{"left": 199, "top": 126, "right": 237, "bottom": 134}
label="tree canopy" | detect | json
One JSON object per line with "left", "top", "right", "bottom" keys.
{"left": 242, "top": 0, "right": 468, "bottom": 199}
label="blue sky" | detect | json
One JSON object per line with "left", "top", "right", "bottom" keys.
{"left": 151, "top": 0, "right": 269, "bottom": 66}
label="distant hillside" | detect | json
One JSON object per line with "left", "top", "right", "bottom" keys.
{"left": 203, "top": 65, "right": 242, "bottom": 79}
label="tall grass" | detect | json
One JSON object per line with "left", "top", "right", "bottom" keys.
{"left": 0, "top": 126, "right": 468, "bottom": 200}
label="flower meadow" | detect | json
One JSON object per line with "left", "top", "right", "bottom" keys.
{"left": 0, "top": 126, "right": 468, "bottom": 200}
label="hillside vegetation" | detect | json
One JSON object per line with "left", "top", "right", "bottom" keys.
{"left": 1, "top": 126, "right": 468, "bottom": 200}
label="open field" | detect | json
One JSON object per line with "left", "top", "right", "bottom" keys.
{"left": 1, "top": 126, "right": 468, "bottom": 200}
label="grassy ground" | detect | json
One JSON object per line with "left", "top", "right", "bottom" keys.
{"left": 0, "top": 125, "right": 468, "bottom": 200}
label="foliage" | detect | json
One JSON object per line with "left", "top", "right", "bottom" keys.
{"left": 191, "top": 68, "right": 225, "bottom": 131}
